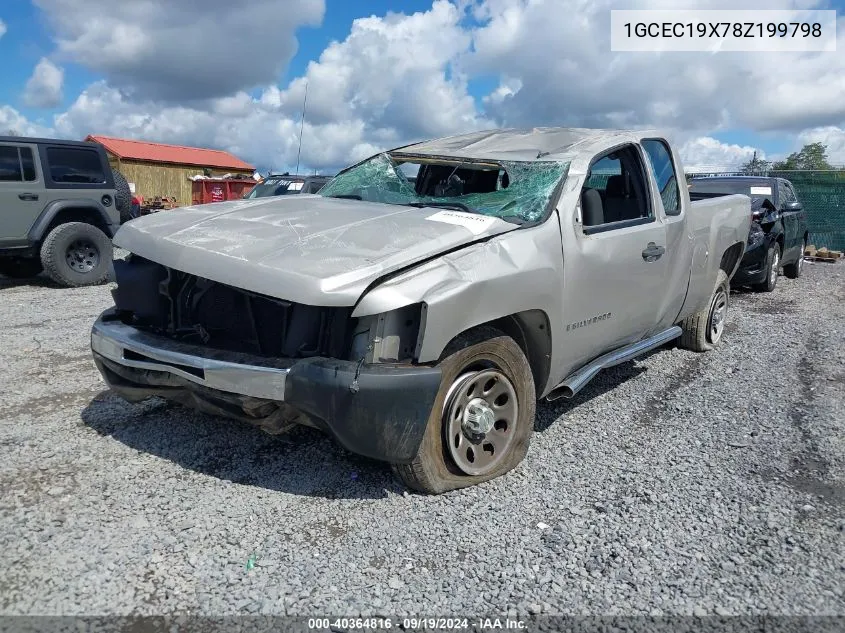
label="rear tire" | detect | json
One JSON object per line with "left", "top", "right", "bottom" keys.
{"left": 753, "top": 244, "right": 780, "bottom": 292}
{"left": 40, "top": 222, "right": 112, "bottom": 288}
{"left": 0, "top": 258, "right": 43, "bottom": 279}
{"left": 783, "top": 239, "right": 805, "bottom": 279}
{"left": 392, "top": 326, "right": 535, "bottom": 494}
{"left": 112, "top": 169, "right": 133, "bottom": 223}
{"left": 679, "top": 269, "right": 729, "bottom": 353}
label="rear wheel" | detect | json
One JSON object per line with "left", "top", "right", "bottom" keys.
{"left": 754, "top": 244, "right": 780, "bottom": 292}
{"left": 679, "top": 269, "right": 730, "bottom": 353}
{"left": 783, "top": 239, "right": 805, "bottom": 279}
{"left": 392, "top": 326, "right": 535, "bottom": 494}
{"left": 40, "top": 222, "right": 112, "bottom": 287}
{"left": 0, "top": 258, "right": 43, "bottom": 279}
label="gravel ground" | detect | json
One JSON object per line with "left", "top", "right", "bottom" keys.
{"left": 0, "top": 261, "right": 843, "bottom": 618}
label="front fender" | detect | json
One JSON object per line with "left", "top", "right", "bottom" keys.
{"left": 353, "top": 221, "right": 563, "bottom": 365}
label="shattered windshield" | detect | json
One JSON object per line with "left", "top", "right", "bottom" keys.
{"left": 318, "top": 152, "right": 570, "bottom": 223}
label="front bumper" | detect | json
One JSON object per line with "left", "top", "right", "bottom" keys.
{"left": 91, "top": 310, "right": 442, "bottom": 463}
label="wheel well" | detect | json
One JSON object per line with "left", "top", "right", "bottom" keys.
{"left": 719, "top": 242, "right": 744, "bottom": 277}
{"left": 478, "top": 310, "right": 552, "bottom": 396}
{"left": 39, "top": 209, "right": 109, "bottom": 245}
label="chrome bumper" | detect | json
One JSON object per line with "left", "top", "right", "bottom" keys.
{"left": 91, "top": 317, "right": 290, "bottom": 400}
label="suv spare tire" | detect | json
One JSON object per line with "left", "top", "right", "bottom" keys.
{"left": 40, "top": 222, "right": 112, "bottom": 287}
{"left": 112, "top": 168, "right": 133, "bottom": 223}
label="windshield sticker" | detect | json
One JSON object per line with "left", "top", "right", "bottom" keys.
{"left": 425, "top": 210, "right": 498, "bottom": 235}
{"left": 750, "top": 186, "right": 772, "bottom": 195}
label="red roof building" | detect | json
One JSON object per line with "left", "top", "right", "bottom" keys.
{"left": 86, "top": 135, "right": 254, "bottom": 171}
{"left": 86, "top": 135, "right": 255, "bottom": 206}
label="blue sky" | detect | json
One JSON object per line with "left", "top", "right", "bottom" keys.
{"left": 1, "top": 1, "right": 843, "bottom": 172}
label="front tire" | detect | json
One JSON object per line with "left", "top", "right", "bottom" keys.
{"left": 40, "top": 222, "right": 112, "bottom": 288}
{"left": 392, "top": 326, "right": 535, "bottom": 494}
{"left": 783, "top": 239, "right": 805, "bottom": 279}
{"left": 754, "top": 244, "right": 780, "bottom": 292}
{"left": 679, "top": 269, "right": 730, "bottom": 353}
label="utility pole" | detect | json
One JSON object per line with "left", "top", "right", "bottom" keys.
{"left": 295, "top": 82, "right": 308, "bottom": 176}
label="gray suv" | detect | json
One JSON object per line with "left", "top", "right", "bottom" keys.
{"left": 0, "top": 136, "right": 131, "bottom": 286}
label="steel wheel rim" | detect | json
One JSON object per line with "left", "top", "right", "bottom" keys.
{"left": 708, "top": 288, "right": 728, "bottom": 343}
{"left": 444, "top": 368, "right": 519, "bottom": 476}
{"left": 770, "top": 250, "right": 779, "bottom": 286}
{"left": 65, "top": 239, "right": 99, "bottom": 273}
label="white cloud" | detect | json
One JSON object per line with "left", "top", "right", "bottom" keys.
{"left": 0, "top": 19, "right": 7, "bottom": 39}
{"left": 45, "top": 2, "right": 488, "bottom": 173}
{"left": 467, "top": 0, "right": 845, "bottom": 135}
{"left": 6, "top": 0, "right": 844, "bottom": 176}
{"left": 797, "top": 126, "right": 845, "bottom": 164}
{"left": 0, "top": 105, "right": 53, "bottom": 137}
{"left": 32, "top": 0, "right": 325, "bottom": 101}
{"left": 679, "top": 137, "right": 762, "bottom": 173}
{"left": 23, "top": 58, "right": 64, "bottom": 108}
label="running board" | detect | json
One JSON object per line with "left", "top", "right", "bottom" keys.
{"left": 545, "top": 326, "right": 682, "bottom": 402}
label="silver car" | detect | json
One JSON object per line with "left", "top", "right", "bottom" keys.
{"left": 90, "top": 128, "right": 751, "bottom": 493}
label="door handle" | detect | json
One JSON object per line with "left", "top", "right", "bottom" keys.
{"left": 18, "top": 193, "right": 39, "bottom": 201}
{"left": 642, "top": 242, "right": 665, "bottom": 261}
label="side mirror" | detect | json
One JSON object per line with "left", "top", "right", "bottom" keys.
{"left": 782, "top": 201, "right": 802, "bottom": 212}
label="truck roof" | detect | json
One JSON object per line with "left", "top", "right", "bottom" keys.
{"left": 397, "top": 127, "right": 661, "bottom": 162}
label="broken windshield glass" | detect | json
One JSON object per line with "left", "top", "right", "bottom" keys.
{"left": 318, "top": 152, "right": 570, "bottom": 223}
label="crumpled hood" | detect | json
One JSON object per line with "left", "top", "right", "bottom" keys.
{"left": 114, "top": 195, "right": 517, "bottom": 306}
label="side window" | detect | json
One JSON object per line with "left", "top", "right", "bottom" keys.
{"left": 581, "top": 144, "right": 652, "bottom": 229}
{"left": 46, "top": 147, "right": 106, "bottom": 184}
{"left": 0, "top": 146, "right": 22, "bottom": 182}
{"left": 782, "top": 181, "right": 797, "bottom": 203}
{"left": 642, "top": 139, "right": 680, "bottom": 216}
{"left": 20, "top": 147, "right": 37, "bottom": 181}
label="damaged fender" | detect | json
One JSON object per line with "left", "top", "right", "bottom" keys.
{"left": 352, "top": 218, "right": 564, "bottom": 388}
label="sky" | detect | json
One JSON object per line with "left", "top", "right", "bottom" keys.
{"left": 0, "top": 0, "right": 843, "bottom": 174}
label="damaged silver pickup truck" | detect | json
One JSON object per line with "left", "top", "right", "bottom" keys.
{"left": 90, "top": 128, "right": 751, "bottom": 493}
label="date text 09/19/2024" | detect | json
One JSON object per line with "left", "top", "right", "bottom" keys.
{"left": 307, "top": 617, "right": 527, "bottom": 630}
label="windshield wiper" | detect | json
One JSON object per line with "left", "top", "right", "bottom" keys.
{"left": 327, "top": 194, "right": 362, "bottom": 200}
{"left": 406, "top": 201, "right": 474, "bottom": 213}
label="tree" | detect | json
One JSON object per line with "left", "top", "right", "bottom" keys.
{"left": 5, "top": 129, "right": 21, "bottom": 136}
{"left": 738, "top": 151, "right": 771, "bottom": 174}
{"left": 772, "top": 142, "right": 833, "bottom": 170}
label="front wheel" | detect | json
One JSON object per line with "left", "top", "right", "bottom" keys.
{"left": 783, "top": 239, "right": 806, "bottom": 279}
{"left": 679, "top": 269, "right": 730, "bottom": 353}
{"left": 753, "top": 244, "right": 780, "bottom": 292}
{"left": 392, "top": 326, "right": 535, "bottom": 494}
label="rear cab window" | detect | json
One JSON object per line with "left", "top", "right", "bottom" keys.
{"left": 46, "top": 147, "right": 107, "bottom": 185}
{"left": 0, "top": 145, "right": 38, "bottom": 182}
{"left": 641, "top": 139, "right": 680, "bottom": 216}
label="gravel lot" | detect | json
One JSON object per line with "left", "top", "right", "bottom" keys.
{"left": 1, "top": 261, "right": 843, "bottom": 618}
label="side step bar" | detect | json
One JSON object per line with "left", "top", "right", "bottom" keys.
{"left": 545, "top": 326, "right": 682, "bottom": 402}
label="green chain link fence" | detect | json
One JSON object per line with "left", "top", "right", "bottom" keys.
{"left": 686, "top": 170, "right": 845, "bottom": 251}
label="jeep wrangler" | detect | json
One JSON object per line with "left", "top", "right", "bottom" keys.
{"left": 0, "top": 136, "right": 132, "bottom": 287}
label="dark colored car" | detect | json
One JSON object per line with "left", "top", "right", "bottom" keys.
{"left": 243, "top": 174, "right": 332, "bottom": 199}
{"left": 688, "top": 176, "right": 808, "bottom": 292}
